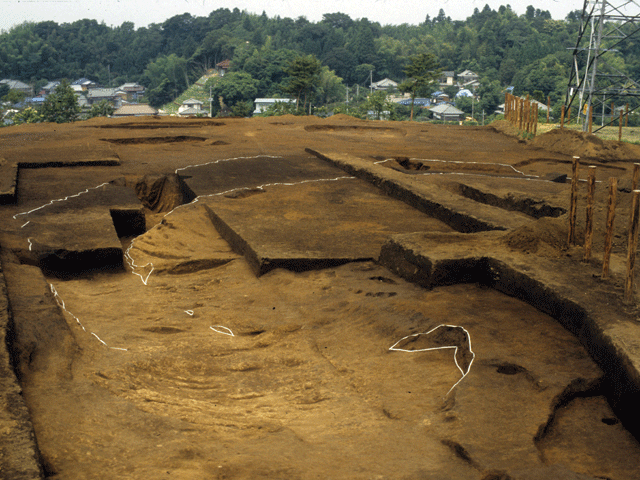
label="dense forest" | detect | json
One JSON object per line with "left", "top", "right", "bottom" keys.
{"left": 1, "top": 5, "right": 639, "bottom": 117}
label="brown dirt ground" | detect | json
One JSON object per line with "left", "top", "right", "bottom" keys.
{"left": 2, "top": 116, "right": 640, "bottom": 479}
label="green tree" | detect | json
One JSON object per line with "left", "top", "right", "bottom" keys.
{"left": 88, "top": 99, "right": 115, "bottom": 118}
{"left": 398, "top": 53, "right": 441, "bottom": 121}
{"left": 366, "top": 90, "right": 392, "bottom": 120}
{"left": 3, "top": 89, "right": 26, "bottom": 104}
{"left": 0, "top": 84, "right": 10, "bottom": 100}
{"left": 13, "top": 106, "right": 43, "bottom": 124}
{"left": 205, "top": 71, "right": 259, "bottom": 116}
{"left": 41, "top": 79, "right": 80, "bottom": 123}
{"left": 282, "top": 54, "right": 322, "bottom": 114}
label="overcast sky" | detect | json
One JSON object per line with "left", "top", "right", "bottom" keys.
{"left": 1, "top": 0, "right": 582, "bottom": 32}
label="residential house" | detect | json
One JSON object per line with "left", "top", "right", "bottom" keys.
{"left": 371, "top": 78, "right": 398, "bottom": 91}
{"left": 113, "top": 104, "right": 158, "bottom": 117}
{"left": 118, "top": 83, "right": 145, "bottom": 101}
{"left": 216, "top": 60, "right": 231, "bottom": 77}
{"left": 429, "top": 103, "right": 466, "bottom": 122}
{"left": 457, "top": 70, "right": 479, "bottom": 84}
{"left": 439, "top": 71, "right": 455, "bottom": 87}
{"left": 0, "top": 79, "right": 33, "bottom": 96}
{"left": 87, "top": 88, "right": 120, "bottom": 106}
{"left": 40, "top": 81, "right": 61, "bottom": 96}
{"left": 178, "top": 98, "right": 208, "bottom": 116}
{"left": 72, "top": 78, "right": 97, "bottom": 91}
{"left": 432, "top": 91, "right": 450, "bottom": 103}
{"left": 253, "top": 98, "right": 296, "bottom": 115}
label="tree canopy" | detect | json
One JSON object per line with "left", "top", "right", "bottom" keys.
{"left": 1, "top": 5, "right": 639, "bottom": 120}
{"left": 41, "top": 79, "right": 80, "bottom": 123}
{"left": 399, "top": 53, "right": 441, "bottom": 120}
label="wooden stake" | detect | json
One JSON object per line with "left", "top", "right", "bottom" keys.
{"left": 633, "top": 163, "right": 640, "bottom": 191}
{"left": 568, "top": 106, "right": 571, "bottom": 123}
{"left": 568, "top": 157, "right": 580, "bottom": 246}
{"left": 602, "top": 177, "right": 618, "bottom": 279}
{"left": 561, "top": 105, "right": 566, "bottom": 128}
{"left": 624, "top": 189, "right": 640, "bottom": 303}
{"left": 547, "top": 96, "right": 550, "bottom": 123}
{"left": 626, "top": 103, "right": 629, "bottom": 127}
{"left": 584, "top": 166, "right": 597, "bottom": 262}
{"left": 589, "top": 106, "right": 593, "bottom": 134}
{"left": 619, "top": 110, "right": 624, "bottom": 142}
{"left": 533, "top": 103, "right": 539, "bottom": 136}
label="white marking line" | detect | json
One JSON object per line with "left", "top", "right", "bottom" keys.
{"left": 374, "top": 157, "right": 547, "bottom": 182}
{"left": 389, "top": 324, "right": 475, "bottom": 397}
{"left": 175, "top": 154, "right": 284, "bottom": 175}
{"left": 21, "top": 221, "right": 30, "bottom": 228}
{"left": 50, "top": 284, "right": 128, "bottom": 351}
{"left": 27, "top": 238, "right": 33, "bottom": 251}
{"left": 126, "top": 154, "right": 356, "bottom": 285}
{"left": 210, "top": 326, "right": 234, "bottom": 336}
{"left": 12, "top": 182, "right": 111, "bottom": 220}
{"left": 185, "top": 310, "right": 194, "bottom": 316}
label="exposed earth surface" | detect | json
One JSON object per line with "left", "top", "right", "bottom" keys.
{"left": 1, "top": 115, "right": 640, "bottom": 479}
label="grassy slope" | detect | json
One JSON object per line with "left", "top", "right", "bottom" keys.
{"left": 160, "top": 71, "right": 218, "bottom": 115}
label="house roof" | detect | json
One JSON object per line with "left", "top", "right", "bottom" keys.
{"left": 371, "top": 78, "right": 398, "bottom": 88}
{"left": 87, "top": 88, "right": 116, "bottom": 98}
{"left": 255, "top": 98, "right": 295, "bottom": 103}
{"left": 398, "top": 98, "right": 430, "bottom": 106}
{"left": 456, "top": 89, "right": 474, "bottom": 98}
{"left": 43, "top": 81, "right": 61, "bottom": 90}
{"left": 119, "top": 83, "right": 144, "bottom": 91}
{"left": 458, "top": 70, "right": 478, "bottom": 77}
{"left": 429, "top": 103, "right": 465, "bottom": 115}
{"left": 113, "top": 104, "right": 158, "bottom": 116}
{"left": 216, "top": 59, "right": 231, "bottom": 69}
{"left": 441, "top": 71, "right": 455, "bottom": 77}
{"left": 1, "top": 79, "right": 31, "bottom": 90}
{"left": 178, "top": 107, "right": 202, "bottom": 116}
{"left": 182, "top": 98, "right": 203, "bottom": 105}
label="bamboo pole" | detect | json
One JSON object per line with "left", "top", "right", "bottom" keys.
{"left": 624, "top": 189, "right": 640, "bottom": 303}
{"left": 602, "top": 177, "right": 618, "bottom": 279}
{"left": 589, "top": 105, "right": 593, "bottom": 134}
{"left": 568, "top": 157, "right": 580, "bottom": 246}
{"left": 584, "top": 166, "right": 597, "bottom": 262}
{"left": 524, "top": 100, "right": 530, "bottom": 133}
{"left": 533, "top": 103, "right": 539, "bottom": 136}
{"left": 561, "top": 105, "right": 566, "bottom": 128}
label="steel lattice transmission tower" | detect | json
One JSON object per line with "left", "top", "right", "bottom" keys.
{"left": 565, "top": 0, "right": 640, "bottom": 131}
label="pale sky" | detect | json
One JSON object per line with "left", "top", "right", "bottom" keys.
{"left": 1, "top": 0, "right": 581, "bottom": 32}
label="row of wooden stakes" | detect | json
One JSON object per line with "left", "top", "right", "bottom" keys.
{"left": 504, "top": 93, "right": 539, "bottom": 135}
{"left": 568, "top": 158, "right": 640, "bottom": 303}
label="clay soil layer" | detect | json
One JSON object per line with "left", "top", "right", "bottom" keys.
{"left": 1, "top": 115, "right": 640, "bottom": 480}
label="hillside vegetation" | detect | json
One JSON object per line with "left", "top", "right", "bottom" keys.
{"left": 1, "top": 5, "right": 638, "bottom": 117}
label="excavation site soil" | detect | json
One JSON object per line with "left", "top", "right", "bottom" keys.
{"left": 2, "top": 115, "right": 640, "bottom": 480}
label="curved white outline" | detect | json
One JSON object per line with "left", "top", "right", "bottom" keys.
{"left": 389, "top": 324, "right": 475, "bottom": 396}
{"left": 210, "top": 325, "right": 234, "bottom": 336}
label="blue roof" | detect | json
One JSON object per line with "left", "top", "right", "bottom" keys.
{"left": 456, "top": 89, "right": 473, "bottom": 98}
{"left": 399, "top": 98, "right": 430, "bottom": 106}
